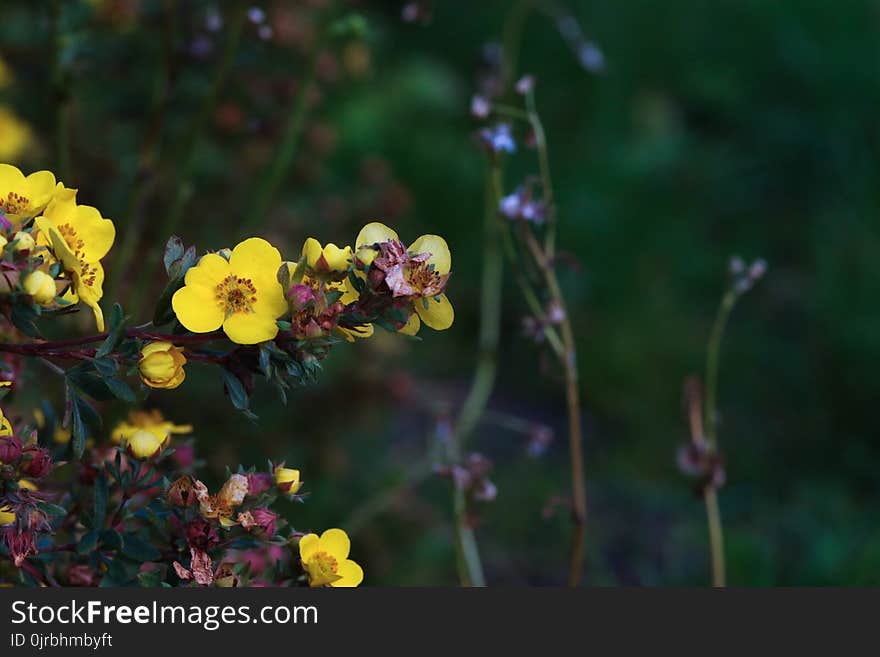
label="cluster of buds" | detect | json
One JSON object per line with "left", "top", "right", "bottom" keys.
{"left": 728, "top": 256, "right": 768, "bottom": 296}
{"left": 437, "top": 453, "right": 497, "bottom": 504}
{"left": 499, "top": 179, "right": 550, "bottom": 225}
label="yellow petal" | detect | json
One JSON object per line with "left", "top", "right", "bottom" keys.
{"left": 68, "top": 204, "right": 115, "bottom": 262}
{"left": 301, "top": 237, "right": 323, "bottom": 267}
{"left": 409, "top": 234, "right": 451, "bottom": 275}
{"left": 398, "top": 312, "right": 420, "bottom": 336}
{"left": 24, "top": 170, "right": 57, "bottom": 213}
{"left": 415, "top": 294, "right": 454, "bottom": 331}
{"left": 183, "top": 253, "right": 230, "bottom": 289}
{"left": 172, "top": 285, "right": 224, "bottom": 333}
{"left": 355, "top": 222, "right": 399, "bottom": 249}
{"left": 318, "top": 528, "right": 351, "bottom": 560}
{"left": 331, "top": 559, "right": 364, "bottom": 587}
{"left": 222, "top": 311, "right": 278, "bottom": 345}
{"left": 299, "top": 533, "right": 320, "bottom": 562}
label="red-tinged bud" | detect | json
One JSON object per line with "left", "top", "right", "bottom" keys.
{"left": 288, "top": 284, "right": 318, "bottom": 311}
{"left": 172, "top": 443, "right": 194, "bottom": 469}
{"left": 367, "top": 265, "right": 386, "bottom": 289}
{"left": 246, "top": 472, "right": 273, "bottom": 496}
{"left": 0, "top": 435, "right": 22, "bottom": 464}
{"left": 20, "top": 447, "right": 51, "bottom": 479}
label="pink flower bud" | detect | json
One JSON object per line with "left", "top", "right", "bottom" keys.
{"left": 0, "top": 435, "right": 22, "bottom": 464}
{"left": 288, "top": 284, "right": 318, "bottom": 311}
{"left": 20, "top": 447, "right": 51, "bottom": 479}
{"left": 246, "top": 472, "right": 273, "bottom": 496}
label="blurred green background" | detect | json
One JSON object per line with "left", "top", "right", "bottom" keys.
{"left": 2, "top": 0, "right": 879, "bottom": 585}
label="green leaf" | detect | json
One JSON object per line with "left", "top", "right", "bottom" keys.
{"left": 77, "top": 530, "right": 100, "bottom": 555}
{"left": 121, "top": 533, "right": 161, "bottom": 561}
{"left": 104, "top": 376, "right": 136, "bottom": 403}
{"left": 222, "top": 370, "right": 257, "bottom": 419}
{"left": 95, "top": 303, "right": 126, "bottom": 358}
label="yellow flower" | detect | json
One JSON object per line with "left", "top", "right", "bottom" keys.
{"left": 112, "top": 409, "right": 192, "bottom": 450}
{"left": 355, "top": 222, "right": 454, "bottom": 334}
{"left": 18, "top": 480, "right": 37, "bottom": 491}
{"left": 0, "top": 107, "right": 32, "bottom": 163}
{"left": 299, "top": 528, "right": 363, "bottom": 587}
{"left": 22, "top": 270, "right": 57, "bottom": 305}
{"left": 301, "top": 238, "right": 352, "bottom": 279}
{"left": 138, "top": 341, "right": 187, "bottom": 389}
{"left": 0, "top": 164, "right": 57, "bottom": 225}
{"left": 172, "top": 237, "right": 287, "bottom": 345}
{"left": 0, "top": 407, "right": 12, "bottom": 436}
{"left": 12, "top": 231, "right": 35, "bottom": 252}
{"left": 34, "top": 191, "right": 114, "bottom": 331}
{"left": 274, "top": 466, "right": 302, "bottom": 494}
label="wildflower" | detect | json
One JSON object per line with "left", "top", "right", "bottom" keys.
{"left": 287, "top": 260, "right": 373, "bottom": 342}
{"left": 470, "top": 94, "right": 491, "bottom": 119}
{"left": 34, "top": 191, "right": 115, "bottom": 331}
{"left": 172, "top": 237, "right": 287, "bottom": 345}
{"left": 112, "top": 410, "right": 193, "bottom": 451}
{"left": 301, "top": 238, "right": 352, "bottom": 279}
{"left": 22, "top": 271, "right": 56, "bottom": 305}
{"left": 274, "top": 466, "right": 302, "bottom": 494}
{"left": 0, "top": 164, "right": 57, "bottom": 226}
{"left": 0, "top": 108, "right": 33, "bottom": 163}
{"left": 299, "top": 528, "right": 363, "bottom": 587}
{"left": 355, "top": 222, "right": 454, "bottom": 333}
{"left": 515, "top": 74, "right": 535, "bottom": 95}
{"left": 194, "top": 474, "right": 249, "bottom": 526}
{"left": 138, "top": 341, "right": 187, "bottom": 389}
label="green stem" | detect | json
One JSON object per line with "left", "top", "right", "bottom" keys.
{"left": 448, "top": 163, "right": 505, "bottom": 587}
{"left": 49, "top": 0, "right": 70, "bottom": 182}
{"left": 524, "top": 90, "right": 556, "bottom": 259}
{"left": 128, "top": 6, "right": 247, "bottom": 313}
{"left": 704, "top": 486, "right": 726, "bottom": 587}
{"left": 704, "top": 290, "right": 737, "bottom": 447}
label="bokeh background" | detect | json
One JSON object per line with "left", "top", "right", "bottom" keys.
{"left": 2, "top": 0, "right": 878, "bottom": 585}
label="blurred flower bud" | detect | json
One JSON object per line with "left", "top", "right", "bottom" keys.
{"left": 477, "top": 123, "right": 515, "bottom": 154}
{"left": 0, "top": 434, "right": 22, "bottom": 464}
{"left": 20, "top": 446, "right": 51, "bottom": 478}
{"left": 22, "top": 271, "right": 56, "bottom": 305}
{"left": 515, "top": 74, "right": 535, "bottom": 95}
{"left": 246, "top": 472, "right": 273, "bottom": 496}
{"left": 138, "top": 341, "right": 187, "bottom": 389}
{"left": 127, "top": 429, "right": 163, "bottom": 460}
{"left": 470, "top": 94, "right": 491, "bottom": 119}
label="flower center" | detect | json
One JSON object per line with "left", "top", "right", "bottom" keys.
{"left": 0, "top": 191, "right": 29, "bottom": 215}
{"left": 57, "top": 223, "right": 86, "bottom": 259}
{"left": 215, "top": 275, "right": 258, "bottom": 316}
{"left": 306, "top": 551, "right": 340, "bottom": 586}
{"left": 407, "top": 261, "right": 445, "bottom": 297}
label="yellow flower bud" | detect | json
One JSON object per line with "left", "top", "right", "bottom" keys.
{"left": 22, "top": 270, "right": 57, "bottom": 305}
{"left": 12, "top": 231, "right": 35, "bottom": 252}
{"left": 0, "top": 507, "right": 14, "bottom": 525}
{"left": 138, "top": 341, "right": 187, "bottom": 389}
{"left": 274, "top": 467, "right": 302, "bottom": 494}
{"left": 354, "top": 246, "right": 377, "bottom": 268}
{"left": 127, "top": 429, "right": 164, "bottom": 459}
{"left": 302, "top": 238, "right": 352, "bottom": 277}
